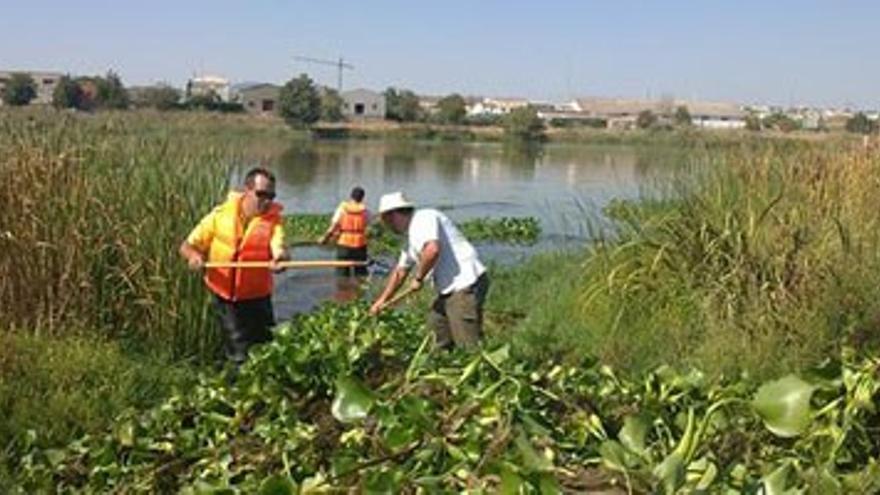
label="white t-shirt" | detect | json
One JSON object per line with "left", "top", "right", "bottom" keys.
{"left": 397, "top": 209, "right": 485, "bottom": 295}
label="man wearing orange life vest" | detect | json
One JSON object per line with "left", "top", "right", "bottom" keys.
{"left": 319, "top": 186, "right": 370, "bottom": 276}
{"left": 179, "top": 167, "right": 287, "bottom": 366}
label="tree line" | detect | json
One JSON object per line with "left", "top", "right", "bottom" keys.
{"left": 1, "top": 71, "right": 244, "bottom": 112}
{"left": 278, "top": 74, "right": 545, "bottom": 140}
{"left": 9, "top": 70, "right": 871, "bottom": 137}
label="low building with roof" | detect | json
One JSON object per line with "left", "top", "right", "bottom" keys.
{"left": 233, "top": 83, "right": 280, "bottom": 115}
{"left": 571, "top": 96, "right": 746, "bottom": 129}
{"left": 341, "top": 88, "right": 385, "bottom": 119}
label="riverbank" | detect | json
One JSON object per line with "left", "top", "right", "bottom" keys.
{"left": 313, "top": 118, "right": 858, "bottom": 146}
{"left": 2, "top": 110, "right": 879, "bottom": 490}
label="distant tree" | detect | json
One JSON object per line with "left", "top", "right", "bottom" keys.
{"left": 278, "top": 73, "right": 321, "bottom": 127}
{"left": 745, "top": 114, "right": 762, "bottom": 131}
{"left": 436, "top": 93, "right": 467, "bottom": 124}
{"left": 96, "top": 71, "right": 129, "bottom": 109}
{"left": 188, "top": 90, "right": 221, "bottom": 108}
{"left": 138, "top": 85, "right": 181, "bottom": 111}
{"left": 385, "top": 87, "right": 422, "bottom": 122}
{"left": 674, "top": 106, "right": 692, "bottom": 126}
{"left": 846, "top": 112, "right": 877, "bottom": 135}
{"left": 52, "top": 75, "right": 84, "bottom": 110}
{"left": 466, "top": 113, "right": 503, "bottom": 127}
{"left": 384, "top": 87, "right": 400, "bottom": 119}
{"left": 320, "top": 87, "right": 344, "bottom": 122}
{"left": 502, "top": 106, "right": 545, "bottom": 141}
{"left": 636, "top": 110, "right": 658, "bottom": 129}
{"left": 2, "top": 72, "right": 37, "bottom": 106}
{"left": 75, "top": 78, "right": 100, "bottom": 110}
{"left": 184, "top": 89, "right": 242, "bottom": 113}
{"left": 763, "top": 112, "right": 800, "bottom": 133}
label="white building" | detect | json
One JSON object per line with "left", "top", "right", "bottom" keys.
{"left": 467, "top": 97, "right": 530, "bottom": 117}
{"left": 687, "top": 101, "right": 746, "bottom": 129}
{"left": 186, "top": 74, "right": 230, "bottom": 102}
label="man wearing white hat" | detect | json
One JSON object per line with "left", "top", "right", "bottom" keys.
{"left": 370, "top": 191, "right": 489, "bottom": 348}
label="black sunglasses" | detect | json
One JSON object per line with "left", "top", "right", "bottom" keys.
{"left": 255, "top": 190, "right": 276, "bottom": 201}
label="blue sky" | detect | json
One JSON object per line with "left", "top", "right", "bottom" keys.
{"left": 3, "top": 1, "right": 878, "bottom": 108}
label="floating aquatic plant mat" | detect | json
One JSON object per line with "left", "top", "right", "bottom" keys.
{"left": 13, "top": 303, "right": 880, "bottom": 493}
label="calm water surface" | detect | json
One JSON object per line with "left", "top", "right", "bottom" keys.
{"left": 240, "top": 140, "right": 685, "bottom": 318}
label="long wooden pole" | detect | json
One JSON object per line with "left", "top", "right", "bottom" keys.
{"left": 380, "top": 285, "right": 419, "bottom": 310}
{"left": 204, "top": 260, "right": 368, "bottom": 269}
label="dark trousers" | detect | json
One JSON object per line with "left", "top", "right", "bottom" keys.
{"left": 336, "top": 245, "right": 368, "bottom": 276}
{"left": 213, "top": 295, "right": 275, "bottom": 366}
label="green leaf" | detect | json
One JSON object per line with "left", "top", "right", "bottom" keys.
{"left": 694, "top": 458, "right": 718, "bottom": 490}
{"left": 652, "top": 451, "right": 685, "bottom": 494}
{"left": 802, "top": 358, "right": 843, "bottom": 390}
{"left": 599, "top": 440, "right": 632, "bottom": 471}
{"left": 116, "top": 420, "right": 135, "bottom": 447}
{"left": 810, "top": 467, "right": 842, "bottom": 495}
{"left": 618, "top": 414, "right": 650, "bottom": 455}
{"left": 498, "top": 465, "right": 524, "bottom": 495}
{"left": 753, "top": 375, "right": 816, "bottom": 438}
{"left": 44, "top": 448, "right": 66, "bottom": 467}
{"left": 332, "top": 375, "right": 375, "bottom": 422}
{"left": 484, "top": 344, "right": 510, "bottom": 366}
{"left": 761, "top": 461, "right": 804, "bottom": 495}
{"left": 258, "top": 474, "right": 297, "bottom": 495}
{"left": 538, "top": 473, "right": 562, "bottom": 494}
{"left": 514, "top": 431, "right": 552, "bottom": 473}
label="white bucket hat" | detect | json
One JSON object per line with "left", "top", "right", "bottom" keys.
{"left": 378, "top": 191, "right": 415, "bottom": 214}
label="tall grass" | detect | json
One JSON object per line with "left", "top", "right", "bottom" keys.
{"left": 0, "top": 110, "right": 278, "bottom": 358}
{"left": 577, "top": 140, "right": 880, "bottom": 377}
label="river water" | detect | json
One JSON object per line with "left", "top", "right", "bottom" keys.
{"left": 243, "top": 140, "right": 684, "bottom": 318}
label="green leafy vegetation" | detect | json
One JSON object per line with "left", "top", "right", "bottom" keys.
{"left": 319, "top": 87, "right": 344, "bottom": 122}
{"left": 502, "top": 106, "right": 545, "bottom": 141}
{"left": 3, "top": 110, "right": 880, "bottom": 492}
{"left": 0, "top": 332, "right": 195, "bottom": 488}
{"left": 1, "top": 72, "right": 37, "bottom": 106}
{"left": 435, "top": 93, "right": 467, "bottom": 125}
{"left": 581, "top": 141, "right": 880, "bottom": 378}
{"left": 9, "top": 304, "right": 880, "bottom": 492}
{"left": 278, "top": 73, "right": 321, "bottom": 127}
{"left": 384, "top": 87, "right": 423, "bottom": 122}
{"left": 0, "top": 111, "right": 251, "bottom": 359}
{"left": 283, "top": 214, "right": 541, "bottom": 253}
{"left": 846, "top": 112, "right": 878, "bottom": 135}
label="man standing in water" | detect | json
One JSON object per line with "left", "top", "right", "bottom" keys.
{"left": 369, "top": 192, "right": 489, "bottom": 349}
{"left": 319, "top": 186, "right": 370, "bottom": 277}
{"left": 179, "top": 167, "right": 287, "bottom": 366}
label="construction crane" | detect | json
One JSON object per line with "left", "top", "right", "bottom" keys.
{"left": 293, "top": 55, "right": 354, "bottom": 92}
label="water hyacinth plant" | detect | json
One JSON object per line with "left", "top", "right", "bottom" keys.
{"left": 11, "top": 303, "right": 880, "bottom": 493}
{"left": 284, "top": 214, "right": 541, "bottom": 254}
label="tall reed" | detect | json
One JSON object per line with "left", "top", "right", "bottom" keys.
{"left": 0, "top": 110, "right": 274, "bottom": 358}
{"left": 579, "top": 140, "right": 880, "bottom": 377}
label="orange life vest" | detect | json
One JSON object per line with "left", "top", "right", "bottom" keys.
{"left": 205, "top": 192, "right": 283, "bottom": 301}
{"left": 337, "top": 201, "right": 367, "bottom": 248}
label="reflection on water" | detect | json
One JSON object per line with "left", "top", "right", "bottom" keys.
{"left": 248, "top": 140, "right": 685, "bottom": 318}
{"left": 269, "top": 140, "right": 680, "bottom": 231}
{"left": 271, "top": 245, "right": 375, "bottom": 321}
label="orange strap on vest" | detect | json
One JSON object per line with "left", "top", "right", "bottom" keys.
{"left": 205, "top": 192, "right": 282, "bottom": 301}
{"left": 337, "top": 201, "right": 367, "bottom": 248}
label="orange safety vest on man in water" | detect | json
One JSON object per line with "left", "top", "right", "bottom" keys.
{"left": 335, "top": 200, "right": 368, "bottom": 249}
{"left": 186, "top": 191, "right": 284, "bottom": 301}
